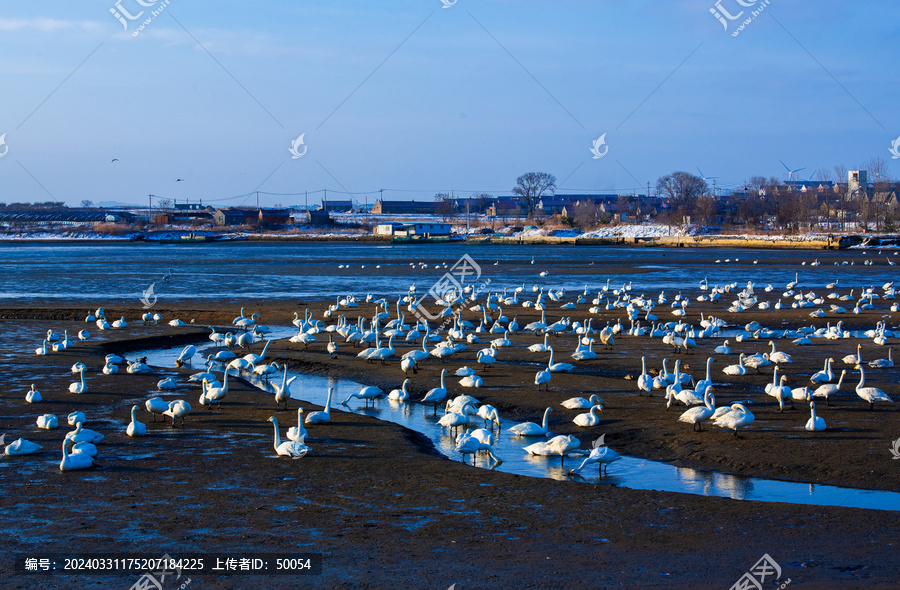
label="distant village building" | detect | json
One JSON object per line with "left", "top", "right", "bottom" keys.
{"left": 258, "top": 208, "right": 291, "bottom": 227}
{"left": 848, "top": 170, "right": 867, "bottom": 195}
{"left": 372, "top": 200, "right": 439, "bottom": 215}
{"left": 0, "top": 209, "right": 130, "bottom": 227}
{"left": 374, "top": 222, "right": 450, "bottom": 238}
{"left": 213, "top": 208, "right": 257, "bottom": 226}
{"left": 319, "top": 200, "right": 354, "bottom": 212}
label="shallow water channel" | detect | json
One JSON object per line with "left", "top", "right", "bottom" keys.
{"left": 139, "top": 331, "right": 900, "bottom": 512}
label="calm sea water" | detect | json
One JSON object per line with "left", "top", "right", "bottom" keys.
{"left": 0, "top": 241, "right": 894, "bottom": 302}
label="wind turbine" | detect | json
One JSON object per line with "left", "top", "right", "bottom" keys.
{"left": 780, "top": 160, "right": 806, "bottom": 182}
{"left": 697, "top": 167, "right": 718, "bottom": 196}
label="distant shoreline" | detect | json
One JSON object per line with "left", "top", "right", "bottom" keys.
{"left": 0, "top": 230, "right": 896, "bottom": 249}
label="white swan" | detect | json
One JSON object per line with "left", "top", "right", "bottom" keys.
{"left": 67, "top": 411, "right": 86, "bottom": 426}
{"left": 421, "top": 369, "right": 449, "bottom": 412}
{"left": 810, "top": 358, "right": 835, "bottom": 383}
{"left": 476, "top": 404, "right": 501, "bottom": 429}
{"left": 722, "top": 354, "right": 748, "bottom": 376}
{"left": 273, "top": 366, "right": 297, "bottom": 410}
{"left": 342, "top": 385, "right": 383, "bottom": 407}
{"left": 804, "top": 401, "right": 826, "bottom": 431}
{"left": 547, "top": 347, "right": 574, "bottom": 373}
{"left": 853, "top": 364, "right": 893, "bottom": 410}
{"left": 68, "top": 367, "right": 87, "bottom": 394}
{"left": 157, "top": 377, "right": 177, "bottom": 390}
{"left": 268, "top": 416, "right": 309, "bottom": 457}
{"left": 162, "top": 400, "right": 191, "bottom": 427}
{"left": 286, "top": 408, "right": 308, "bottom": 442}
{"left": 35, "top": 339, "right": 49, "bottom": 356}
{"left": 524, "top": 434, "right": 580, "bottom": 464}
{"left": 455, "top": 429, "right": 503, "bottom": 465}
{"left": 868, "top": 347, "right": 893, "bottom": 368}
{"left": 127, "top": 405, "right": 147, "bottom": 437}
{"left": 145, "top": 397, "right": 168, "bottom": 422}
{"left": 572, "top": 404, "right": 602, "bottom": 427}
{"left": 60, "top": 440, "right": 94, "bottom": 471}
{"left": 458, "top": 374, "right": 483, "bottom": 388}
{"left": 569, "top": 436, "right": 621, "bottom": 476}
{"left": 66, "top": 421, "right": 105, "bottom": 443}
{"left": 637, "top": 356, "right": 653, "bottom": 394}
{"left": 388, "top": 379, "right": 410, "bottom": 401}
{"left": 26, "top": 384, "right": 42, "bottom": 403}
{"left": 712, "top": 403, "right": 755, "bottom": 437}
{"left": 842, "top": 344, "right": 862, "bottom": 366}
{"left": 510, "top": 407, "right": 552, "bottom": 436}
{"left": 560, "top": 394, "right": 603, "bottom": 409}
{"left": 305, "top": 387, "right": 334, "bottom": 424}
{"left": 36, "top": 414, "right": 59, "bottom": 429}
{"left": 438, "top": 402, "right": 476, "bottom": 432}
{"left": 5, "top": 438, "right": 42, "bottom": 455}
{"left": 678, "top": 388, "right": 716, "bottom": 431}
{"left": 812, "top": 370, "right": 845, "bottom": 406}
{"left": 102, "top": 360, "right": 118, "bottom": 375}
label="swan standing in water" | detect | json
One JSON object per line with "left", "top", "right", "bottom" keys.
{"left": 273, "top": 366, "right": 297, "bottom": 410}
{"left": 476, "top": 404, "right": 501, "bottom": 429}
{"left": 286, "top": 408, "right": 308, "bottom": 442}
{"left": 305, "top": 387, "right": 334, "bottom": 424}
{"left": 510, "top": 407, "right": 552, "bottom": 436}
{"left": 569, "top": 436, "right": 620, "bottom": 476}
{"left": 524, "top": 434, "right": 580, "bottom": 465}
{"left": 388, "top": 379, "right": 410, "bottom": 401}
{"left": 342, "top": 385, "right": 383, "bottom": 407}
{"left": 268, "top": 416, "right": 309, "bottom": 457}
{"left": 421, "top": 369, "right": 449, "bottom": 413}
{"left": 804, "top": 401, "right": 826, "bottom": 431}
{"left": 60, "top": 440, "right": 94, "bottom": 471}
{"left": 853, "top": 364, "right": 893, "bottom": 410}
{"left": 455, "top": 429, "right": 502, "bottom": 465}
{"left": 126, "top": 405, "right": 147, "bottom": 437}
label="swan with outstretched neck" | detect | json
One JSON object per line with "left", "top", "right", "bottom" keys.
{"left": 268, "top": 416, "right": 309, "bottom": 457}
{"left": 510, "top": 407, "right": 552, "bottom": 436}
{"left": 305, "top": 387, "right": 334, "bottom": 424}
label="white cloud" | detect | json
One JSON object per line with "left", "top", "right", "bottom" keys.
{"left": 0, "top": 18, "right": 104, "bottom": 34}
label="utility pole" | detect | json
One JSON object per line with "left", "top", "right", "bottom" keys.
{"left": 323, "top": 189, "right": 327, "bottom": 211}
{"left": 256, "top": 191, "right": 260, "bottom": 211}
{"left": 305, "top": 190, "right": 308, "bottom": 211}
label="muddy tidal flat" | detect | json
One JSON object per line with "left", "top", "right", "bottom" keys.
{"left": 1, "top": 246, "right": 899, "bottom": 589}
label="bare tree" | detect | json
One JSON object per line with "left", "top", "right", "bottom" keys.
{"left": 656, "top": 171, "right": 707, "bottom": 222}
{"left": 512, "top": 172, "right": 556, "bottom": 218}
{"left": 570, "top": 201, "right": 601, "bottom": 230}
{"left": 472, "top": 192, "right": 493, "bottom": 215}
{"left": 434, "top": 192, "right": 453, "bottom": 221}
{"left": 81, "top": 200, "right": 93, "bottom": 208}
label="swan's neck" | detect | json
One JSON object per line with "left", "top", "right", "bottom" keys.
{"left": 272, "top": 420, "right": 282, "bottom": 447}
{"left": 541, "top": 408, "right": 550, "bottom": 429}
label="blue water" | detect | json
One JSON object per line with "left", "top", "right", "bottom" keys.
{"left": 139, "top": 337, "right": 900, "bottom": 512}
{"left": 0, "top": 242, "right": 895, "bottom": 301}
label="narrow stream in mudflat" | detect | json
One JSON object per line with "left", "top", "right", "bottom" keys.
{"left": 138, "top": 330, "right": 900, "bottom": 512}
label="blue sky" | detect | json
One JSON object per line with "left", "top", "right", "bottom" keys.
{"left": 1, "top": 0, "right": 898, "bottom": 208}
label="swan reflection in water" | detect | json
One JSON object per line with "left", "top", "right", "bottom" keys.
{"left": 675, "top": 467, "right": 754, "bottom": 501}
